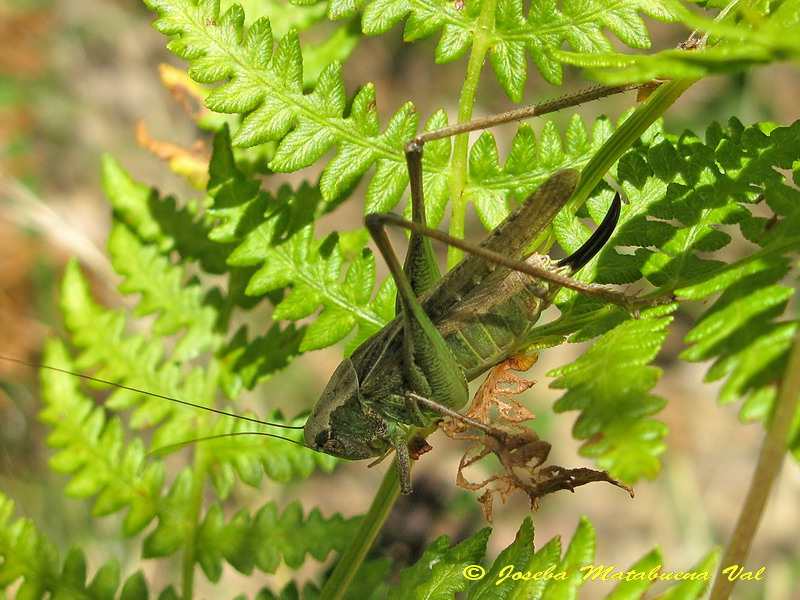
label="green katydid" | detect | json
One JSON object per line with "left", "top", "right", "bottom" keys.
{"left": 1, "top": 81, "right": 663, "bottom": 496}
{"left": 301, "top": 81, "right": 666, "bottom": 494}
{"left": 305, "top": 168, "right": 625, "bottom": 495}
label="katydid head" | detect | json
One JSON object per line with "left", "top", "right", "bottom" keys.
{"left": 303, "top": 359, "right": 393, "bottom": 460}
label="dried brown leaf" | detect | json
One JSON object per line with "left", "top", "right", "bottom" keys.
{"left": 135, "top": 121, "right": 210, "bottom": 189}
{"left": 439, "top": 354, "right": 633, "bottom": 521}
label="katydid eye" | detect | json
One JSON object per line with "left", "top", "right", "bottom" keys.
{"left": 323, "top": 439, "right": 344, "bottom": 454}
{"left": 314, "top": 430, "right": 332, "bottom": 448}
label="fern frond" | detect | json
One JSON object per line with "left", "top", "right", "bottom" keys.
{"left": 140, "top": 468, "right": 196, "bottom": 558}
{"left": 657, "top": 550, "right": 720, "bottom": 600}
{"left": 388, "top": 528, "right": 491, "bottom": 599}
{"left": 195, "top": 413, "right": 338, "bottom": 495}
{"left": 207, "top": 127, "right": 396, "bottom": 354}
{"left": 225, "top": 0, "right": 361, "bottom": 88}
{"left": 351, "top": 0, "right": 685, "bottom": 98}
{"left": 45, "top": 208, "right": 336, "bottom": 543}
{"left": 0, "top": 492, "right": 153, "bottom": 599}
{"left": 660, "top": 120, "right": 800, "bottom": 423}
{"left": 194, "top": 501, "right": 361, "bottom": 581}
{"left": 384, "top": 516, "right": 716, "bottom": 598}
{"left": 559, "top": 0, "right": 800, "bottom": 84}
{"left": 39, "top": 338, "right": 191, "bottom": 537}
{"left": 52, "top": 259, "right": 331, "bottom": 483}
{"left": 466, "top": 518, "right": 533, "bottom": 599}
{"left": 466, "top": 115, "right": 615, "bottom": 230}
{"left": 221, "top": 322, "right": 305, "bottom": 390}
{"left": 103, "top": 155, "right": 233, "bottom": 276}
{"left": 59, "top": 254, "right": 217, "bottom": 428}
{"left": 549, "top": 316, "right": 670, "bottom": 481}
{"left": 145, "top": 0, "right": 417, "bottom": 206}
{"left": 144, "top": 0, "right": 657, "bottom": 224}
{"left": 535, "top": 118, "right": 800, "bottom": 478}
{"left": 110, "top": 223, "right": 220, "bottom": 357}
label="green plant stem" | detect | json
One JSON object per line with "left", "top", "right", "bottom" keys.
{"left": 526, "top": 305, "right": 621, "bottom": 342}
{"left": 447, "top": 0, "right": 498, "bottom": 269}
{"left": 708, "top": 330, "right": 800, "bottom": 600}
{"left": 183, "top": 457, "right": 208, "bottom": 599}
{"left": 526, "top": 76, "right": 700, "bottom": 257}
{"left": 317, "top": 464, "right": 401, "bottom": 600}
{"left": 574, "top": 79, "right": 696, "bottom": 204}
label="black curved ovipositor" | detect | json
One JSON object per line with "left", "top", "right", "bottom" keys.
{"left": 557, "top": 192, "right": 621, "bottom": 272}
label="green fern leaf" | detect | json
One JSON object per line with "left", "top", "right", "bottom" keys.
{"left": 58, "top": 257, "right": 214, "bottom": 429}
{"left": 58, "top": 148, "right": 336, "bottom": 486}
{"left": 145, "top": 0, "right": 421, "bottom": 206}
{"left": 345, "top": 559, "right": 393, "bottom": 600}
{"left": 220, "top": 0, "right": 361, "bottom": 88}
{"left": 103, "top": 155, "right": 232, "bottom": 275}
{"left": 195, "top": 501, "right": 361, "bottom": 580}
{"left": 550, "top": 316, "right": 671, "bottom": 481}
{"left": 355, "top": 0, "right": 683, "bottom": 99}
{"left": 682, "top": 260, "right": 796, "bottom": 409}
{"left": 0, "top": 492, "right": 152, "bottom": 599}
{"left": 207, "top": 127, "right": 395, "bottom": 354}
{"left": 504, "top": 541, "right": 562, "bottom": 600}
{"left": 468, "top": 518, "right": 533, "bottom": 599}
{"left": 671, "top": 120, "right": 800, "bottom": 420}
{"left": 389, "top": 528, "right": 491, "bottom": 600}
{"left": 558, "top": 1, "right": 800, "bottom": 84}
{"left": 656, "top": 550, "right": 719, "bottom": 600}
{"left": 198, "top": 414, "right": 338, "bottom": 494}
{"left": 39, "top": 327, "right": 343, "bottom": 586}
{"left": 39, "top": 339, "right": 165, "bottom": 534}
{"left": 602, "top": 548, "right": 663, "bottom": 598}
{"left": 109, "top": 223, "right": 219, "bottom": 358}
{"left": 144, "top": 0, "right": 664, "bottom": 225}
{"left": 222, "top": 323, "right": 304, "bottom": 390}
{"left": 503, "top": 517, "right": 594, "bottom": 598}
{"left": 142, "top": 468, "right": 195, "bottom": 558}
{"left": 541, "top": 516, "right": 596, "bottom": 595}
{"left": 541, "top": 118, "right": 800, "bottom": 476}
{"left": 461, "top": 115, "right": 617, "bottom": 234}
{"left": 0, "top": 494, "right": 58, "bottom": 597}
{"left": 43, "top": 233, "right": 334, "bottom": 539}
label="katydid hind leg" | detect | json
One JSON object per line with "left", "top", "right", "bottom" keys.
{"left": 407, "top": 83, "right": 652, "bottom": 150}
{"left": 364, "top": 173, "right": 471, "bottom": 494}
{"left": 394, "top": 141, "right": 441, "bottom": 318}
{"left": 372, "top": 191, "right": 637, "bottom": 309}
{"left": 364, "top": 214, "right": 469, "bottom": 412}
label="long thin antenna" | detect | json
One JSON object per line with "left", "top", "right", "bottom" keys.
{"left": 0, "top": 355, "right": 305, "bottom": 430}
{"left": 150, "top": 432, "right": 309, "bottom": 456}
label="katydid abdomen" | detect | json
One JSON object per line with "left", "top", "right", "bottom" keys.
{"left": 355, "top": 254, "right": 565, "bottom": 421}
{"left": 436, "top": 254, "right": 559, "bottom": 382}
